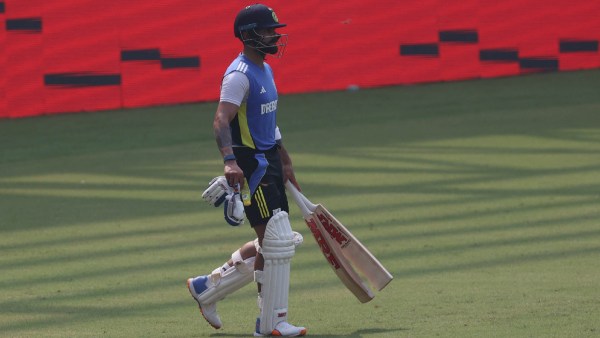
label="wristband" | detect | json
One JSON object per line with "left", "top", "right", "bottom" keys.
{"left": 223, "top": 154, "right": 236, "bottom": 163}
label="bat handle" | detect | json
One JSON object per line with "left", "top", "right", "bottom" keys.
{"left": 285, "top": 181, "right": 314, "bottom": 217}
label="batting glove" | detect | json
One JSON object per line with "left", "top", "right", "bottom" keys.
{"left": 202, "top": 176, "right": 232, "bottom": 207}
{"left": 224, "top": 192, "right": 245, "bottom": 226}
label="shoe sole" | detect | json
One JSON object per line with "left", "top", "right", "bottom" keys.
{"left": 187, "top": 278, "right": 221, "bottom": 330}
{"left": 274, "top": 328, "right": 307, "bottom": 337}
{"left": 254, "top": 328, "right": 307, "bottom": 336}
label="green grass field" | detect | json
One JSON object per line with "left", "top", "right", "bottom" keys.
{"left": 1, "top": 70, "right": 600, "bottom": 337}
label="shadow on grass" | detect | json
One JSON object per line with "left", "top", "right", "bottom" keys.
{"left": 1, "top": 70, "right": 600, "bottom": 336}
{"left": 208, "top": 327, "right": 409, "bottom": 337}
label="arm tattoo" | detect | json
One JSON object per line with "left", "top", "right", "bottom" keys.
{"left": 214, "top": 125, "right": 232, "bottom": 151}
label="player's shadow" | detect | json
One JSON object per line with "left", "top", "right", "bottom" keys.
{"left": 209, "top": 327, "right": 408, "bottom": 337}
{"left": 319, "top": 328, "right": 410, "bottom": 337}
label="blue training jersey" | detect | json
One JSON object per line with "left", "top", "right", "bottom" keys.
{"left": 225, "top": 54, "right": 279, "bottom": 151}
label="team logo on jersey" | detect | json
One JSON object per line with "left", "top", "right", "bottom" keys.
{"left": 260, "top": 86, "right": 267, "bottom": 94}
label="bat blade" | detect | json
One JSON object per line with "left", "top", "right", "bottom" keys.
{"left": 285, "top": 181, "right": 391, "bottom": 302}
{"left": 303, "top": 215, "right": 374, "bottom": 303}
{"left": 314, "top": 205, "right": 394, "bottom": 291}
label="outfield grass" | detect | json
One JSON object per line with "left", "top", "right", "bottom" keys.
{"left": 1, "top": 70, "right": 599, "bottom": 337}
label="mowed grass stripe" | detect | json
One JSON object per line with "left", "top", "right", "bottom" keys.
{"left": 1, "top": 70, "right": 599, "bottom": 337}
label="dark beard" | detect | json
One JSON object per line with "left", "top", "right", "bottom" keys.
{"left": 262, "top": 45, "right": 279, "bottom": 55}
{"left": 258, "top": 35, "right": 280, "bottom": 55}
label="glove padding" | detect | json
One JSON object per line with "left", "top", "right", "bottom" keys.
{"left": 202, "top": 176, "right": 246, "bottom": 226}
{"left": 202, "top": 176, "right": 233, "bottom": 207}
{"left": 224, "top": 192, "right": 245, "bottom": 226}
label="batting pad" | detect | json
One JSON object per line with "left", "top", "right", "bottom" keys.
{"left": 255, "top": 211, "right": 295, "bottom": 335}
{"left": 197, "top": 249, "right": 255, "bottom": 305}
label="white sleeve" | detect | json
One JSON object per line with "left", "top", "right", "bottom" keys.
{"left": 220, "top": 71, "right": 249, "bottom": 106}
{"left": 275, "top": 126, "right": 282, "bottom": 141}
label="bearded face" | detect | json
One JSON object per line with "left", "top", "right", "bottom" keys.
{"left": 243, "top": 27, "right": 287, "bottom": 57}
{"left": 260, "top": 34, "right": 281, "bottom": 54}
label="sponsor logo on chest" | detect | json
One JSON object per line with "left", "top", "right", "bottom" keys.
{"left": 261, "top": 99, "right": 278, "bottom": 115}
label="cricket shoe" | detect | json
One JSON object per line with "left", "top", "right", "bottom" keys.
{"left": 187, "top": 277, "right": 222, "bottom": 329}
{"left": 254, "top": 318, "right": 307, "bottom": 337}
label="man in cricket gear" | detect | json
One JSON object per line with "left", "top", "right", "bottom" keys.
{"left": 187, "top": 4, "right": 305, "bottom": 336}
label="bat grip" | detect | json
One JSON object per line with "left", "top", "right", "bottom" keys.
{"left": 285, "top": 181, "right": 314, "bottom": 217}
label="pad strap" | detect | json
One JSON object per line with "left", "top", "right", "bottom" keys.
{"left": 198, "top": 249, "right": 255, "bottom": 304}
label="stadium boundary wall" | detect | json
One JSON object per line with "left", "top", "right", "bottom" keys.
{"left": 1, "top": 0, "right": 599, "bottom": 118}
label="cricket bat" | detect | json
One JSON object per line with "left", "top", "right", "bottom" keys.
{"left": 285, "top": 181, "right": 393, "bottom": 302}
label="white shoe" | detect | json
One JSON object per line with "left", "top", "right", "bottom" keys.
{"left": 254, "top": 319, "right": 307, "bottom": 337}
{"left": 187, "top": 277, "right": 222, "bottom": 329}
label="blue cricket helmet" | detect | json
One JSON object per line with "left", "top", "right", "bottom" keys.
{"left": 234, "top": 4, "right": 286, "bottom": 39}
